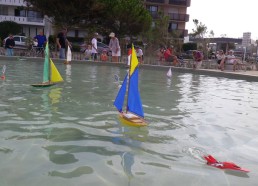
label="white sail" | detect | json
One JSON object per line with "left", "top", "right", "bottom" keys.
{"left": 167, "top": 67, "right": 172, "bottom": 78}
{"left": 67, "top": 45, "right": 72, "bottom": 62}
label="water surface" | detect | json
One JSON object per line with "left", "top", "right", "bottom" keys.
{"left": 0, "top": 60, "right": 257, "bottom": 186}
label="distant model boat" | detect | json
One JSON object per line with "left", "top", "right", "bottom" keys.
{"left": 167, "top": 67, "right": 172, "bottom": 78}
{"left": 114, "top": 45, "right": 147, "bottom": 127}
{"left": 64, "top": 45, "right": 72, "bottom": 64}
{"left": 31, "top": 42, "right": 63, "bottom": 87}
{"left": 1, "top": 65, "right": 6, "bottom": 80}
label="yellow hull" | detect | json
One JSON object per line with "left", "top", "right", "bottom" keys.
{"left": 118, "top": 112, "right": 147, "bottom": 127}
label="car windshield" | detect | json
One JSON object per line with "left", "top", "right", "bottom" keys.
{"left": 13, "top": 37, "right": 20, "bottom": 42}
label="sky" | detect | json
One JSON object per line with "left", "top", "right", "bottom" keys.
{"left": 186, "top": 0, "right": 258, "bottom": 40}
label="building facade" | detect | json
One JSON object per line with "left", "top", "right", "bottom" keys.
{"left": 0, "top": 0, "right": 53, "bottom": 38}
{"left": 144, "top": 0, "right": 190, "bottom": 38}
{"left": 0, "top": 0, "right": 191, "bottom": 39}
{"left": 242, "top": 32, "right": 251, "bottom": 47}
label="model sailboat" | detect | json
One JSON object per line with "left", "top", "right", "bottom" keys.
{"left": 167, "top": 67, "right": 172, "bottom": 78}
{"left": 114, "top": 45, "right": 147, "bottom": 127}
{"left": 31, "top": 42, "right": 63, "bottom": 87}
{"left": 64, "top": 45, "right": 72, "bottom": 64}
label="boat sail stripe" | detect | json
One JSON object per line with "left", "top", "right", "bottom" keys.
{"left": 128, "top": 67, "right": 144, "bottom": 118}
{"left": 129, "top": 45, "right": 138, "bottom": 76}
{"left": 114, "top": 74, "right": 128, "bottom": 112}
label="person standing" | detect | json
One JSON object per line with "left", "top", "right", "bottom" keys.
{"left": 34, "top": 30, "right": 47, "bottom": 56}
{"left": 34, "top": 31, "right": 47, "bottom": 50}
{"left": 56, "top": 28, "right": 71, "bottom": 59}
{"left": 192, "top": 50, "right": 203, "bottom": 69}
{"left": 109, "top": 32, "right": 120, "bottom": 62}
{"left": 5, "top": 34, "right": 15, "bottom": 56}
{"left": 91, "top": 32, "right": 98, "bottom": 61}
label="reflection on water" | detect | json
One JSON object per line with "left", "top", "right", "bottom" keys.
{"left": 65, "top": 64, "right": 72, "bottom": 82}
{"left": 0, "top": 61, "right": 258, "bottom": 186}
{"left": 49, "top": 166, "right": 94, "bottom": 178}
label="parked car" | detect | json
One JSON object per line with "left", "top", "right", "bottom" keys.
{"left": 80, "top": 41, "right": 112, "bottom": 56}
{"left": 3, "top": 35, "right": 27, "bottom": 49}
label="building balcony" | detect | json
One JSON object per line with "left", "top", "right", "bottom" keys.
{"left": 145, "top": 0, "right": 165, "bottom": 3}
{"left": 0, "top": 15, "right": 45, "bottom": 26}
{"left": 169, "top": 0, "right": 191, "bottom": 7}
{"left": 168, "top": 13, "right": 189, "bottom": 22}
{"left": 0, "top": 0, "right": 26, "bottom": 6}
{"left": 168, "top": 28, "right": 188, "bottom": 37}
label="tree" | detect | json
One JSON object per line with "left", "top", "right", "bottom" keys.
{"left": 189, "top": 19, "right": 214, "bottom": 59}
{"left": 24, "top": 0, "right": 152, "bottom": 38}
{"left": 0, "top": 21, "right": 22, "bottom": 41}
{"left": 96, "top": 0, "right": 152, "bottom": 37}
{"left": 24, "top": 0, "right": 101, "bottom": 29}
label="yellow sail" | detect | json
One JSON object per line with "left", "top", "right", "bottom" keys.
{"left": 50, "top": 59, "right": 64, "bottom": 83}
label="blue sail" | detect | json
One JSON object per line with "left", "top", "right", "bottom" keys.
{"left": 127, "top": 68, "right": 144, "bottom": 118}
{"left": 114, "top": 74, "right": 128, "bottom": 112}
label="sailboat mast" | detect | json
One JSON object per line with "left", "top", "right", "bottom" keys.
{"left": 125, "top": 45, "right": 133, "bottom": 113}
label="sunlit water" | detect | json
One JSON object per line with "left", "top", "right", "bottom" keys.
{"left": 0, "top": 60, "right": 258, "bottom": 186}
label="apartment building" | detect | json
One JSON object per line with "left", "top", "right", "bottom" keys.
{"left": 0, "top": 0, "right": 191, "bottom": 40}
{"left": 242, "top": 32, "right": 251, "bottom": 47}
{"left": 0, "top": 0, "right": 53, "bottom": 38}
{"left": 144, "top": 0, "right": 190, "bottom": 38}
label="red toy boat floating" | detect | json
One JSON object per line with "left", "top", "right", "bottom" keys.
{"left": 203, "top": 155, "right": 250, "bottom": 173}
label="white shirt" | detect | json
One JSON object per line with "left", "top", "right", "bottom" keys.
{"left": 136, "top": 49, "right": 143, "bottom": 57}
{"left": 91, "top": 38, "right": 97, "bottom": 53}
{"left": 226, "top": 54, "right": 236, "bottom": 64}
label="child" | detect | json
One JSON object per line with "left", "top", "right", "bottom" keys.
{"left": 100, "top": 49, "right": 108, "bottom": 62}
{"left": 84, "top": 45, "right": 92, "bottom": 60}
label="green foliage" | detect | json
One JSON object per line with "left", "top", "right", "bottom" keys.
{"left": 182, "top": 43, "right": 197, "bottom": 52}
{"left": 100, "top": 0, "right": 152, "bottom": 37}
{"left": 189, "top": 19, "right": 208, "bottom": 38}
{"left": 24, "top": 0, "right": 151, "bottom": 38}
{"left": 0, "top": 21, "right": 22, "bottom": 40}
{"left": 48, "top": 35, "right": 56, "bottom": 45}
{"left": 24, "top": 0, "right": 97, "bottom": 29}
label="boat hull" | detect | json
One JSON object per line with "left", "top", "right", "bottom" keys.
{"left": 118, "top": 112, "right": 147, "bottom": 127}
{"left": 31, "top": 82, "right": 55, "bottom": 87}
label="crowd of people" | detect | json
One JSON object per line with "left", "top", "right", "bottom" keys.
{"left": 2, "top": 29, "right": 242, "bottom": 72}
{"left": 216, "top": 49, "right": 238, "bottom": 71}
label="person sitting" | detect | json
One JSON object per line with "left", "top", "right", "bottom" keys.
{"left": 164, "top": 46, "right": 178, "bottom": 66}
{"left": 84, "top": 44, "right": 92, "bottom": 60}
{"left": 216, "top": 50, "right": 226, "bottom": 70}
{"left": 157, "top": 47, "right": 165, "bottom": 62}
{"left": 135, "top": 46, "right": 143, "bottom": 64}
{"left": 100, "top": 49, "right": 108, "bottom": 62}
{"left": 220, "top": 50, "right": 237, "bottom": 71}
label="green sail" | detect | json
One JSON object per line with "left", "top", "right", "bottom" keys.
{"left": 43, "top": 42, "right": 49, "bottom": 83}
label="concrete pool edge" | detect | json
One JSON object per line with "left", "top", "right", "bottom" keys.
{"left": 1, "top": 55, "right": 258, "bottom": 82}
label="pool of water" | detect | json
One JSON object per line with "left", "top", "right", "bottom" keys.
{"left": 0, "top": 60, "right": 258, "bottom": 186}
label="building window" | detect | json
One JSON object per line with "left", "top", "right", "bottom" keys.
{"left": 0, "top": 6, "right": 8, "bottom": 15}
{"left": 146, "top": 5, "right": 158, "bottom": 12}
{"left": 28, "top": 11, "right": 42, "bottom": 18}
{"left": 146, "top": 5, "right": 159, "bottom": 18}
{"left": 169, "top": 22, "right": 178, "bottom": 30}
